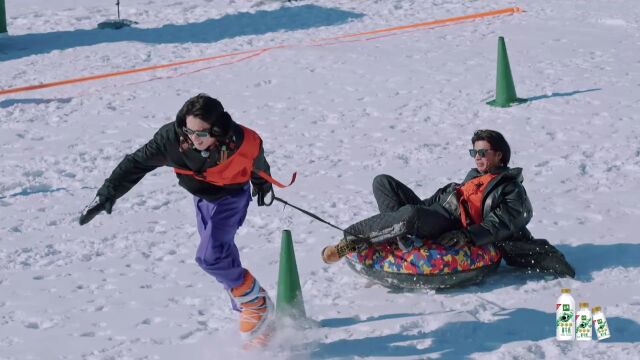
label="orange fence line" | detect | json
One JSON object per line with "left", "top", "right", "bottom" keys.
{"left": 0, "top": 7, "right": 522, "bottom": 96}
{"left": 122, "top": 48, "right": 273, "bottom": 88}
{"left": 0, "top": 47, "right": 285, "bottom": 96}
{"left": 318, "top": 7, "right": 522, "bottom": 41}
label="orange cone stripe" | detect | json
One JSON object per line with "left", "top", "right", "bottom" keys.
{"left": 0, "top": 7, "right": 522, "bottom": 96}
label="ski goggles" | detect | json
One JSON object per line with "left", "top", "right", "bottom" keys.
{"left": 468, "top": 149, "right": 493, "bottom": 158}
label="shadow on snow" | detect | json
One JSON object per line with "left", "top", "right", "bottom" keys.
{"left": 0, "top": 97, "right": 73, "bottom": 108}
{"left": 319, "top": 312, "right": 451, "bottom": 329}
{"left": 0, "top": 5, "right": 364, "bottom": 61}
{"left": 526, "top": 88, "right": 601, "bottom": 102}
{"left": 559, "top": 243, "right": 640, "bottom": 281}
{"left": 312, "top": 308, "right": 640, "bottom": 359}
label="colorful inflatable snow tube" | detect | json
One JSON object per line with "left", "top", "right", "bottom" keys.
{"left": 345, "top": 241, "right": 501, "bottom": 289}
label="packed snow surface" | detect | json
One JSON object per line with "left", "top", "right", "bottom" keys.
{"left": 1, "top": 0, "right": 639, "bottom": 359}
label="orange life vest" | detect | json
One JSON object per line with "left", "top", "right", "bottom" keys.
{"left": 174, "top": 125, "right": 261, "bottom": 186}
{"left": 456, "top": 173, "right": 498, "bottom": 228}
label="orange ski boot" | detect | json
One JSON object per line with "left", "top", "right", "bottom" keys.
{"left": 230, "top": 271, "right": 275, "bottom": 349}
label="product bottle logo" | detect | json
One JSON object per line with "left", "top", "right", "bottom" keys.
{"left": 594, "top": 319, "right": 609, "bottom": 337}
{"left": 576, "top": 315, "right": 590, "bottom": 338}
{"left": 556, "top": 308, "right": 574, "bottom": 337}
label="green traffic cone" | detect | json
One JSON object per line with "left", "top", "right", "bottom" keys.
{"left": 487, "top": 36, "right": 527, "bottom": 107}
{"left": 276, "top": 229, "right": 306, "bottom": 319}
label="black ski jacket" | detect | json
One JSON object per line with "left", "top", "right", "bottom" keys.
{"left": 434, "top": 166, "right": 533, "bottom": 246}
{"left": 96, "top": 120, "right": 271, "bottom": 202}
{"left": 436, "top": 167, "right": 574, "bottom": 277}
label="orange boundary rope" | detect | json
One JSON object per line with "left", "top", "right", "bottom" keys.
{"left": 318, "top": 7, "right": 521, "bottom": 41}
{"left": 0, "top": 7, "right": 522, "bottom": 96}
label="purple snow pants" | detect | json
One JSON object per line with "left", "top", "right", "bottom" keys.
{"left": 194, "top": 184, "right": 251, "bottom": 294}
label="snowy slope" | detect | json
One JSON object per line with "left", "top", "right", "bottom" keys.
{"left": 1, "top": 0, "right": 639, "bottom": 359}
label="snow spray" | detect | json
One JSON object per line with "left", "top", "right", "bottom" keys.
{"left": 556, "top": 288, "right": 575, "bottom": 340}
{"left": 592, "top": 306, "right": 611, "bottom": 340}
{"left": 575, "top": 302, "right": 592, "bottom": 341}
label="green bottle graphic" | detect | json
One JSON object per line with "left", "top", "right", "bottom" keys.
{"left": 556, "top": 288, "right": 575, "bottom": 340}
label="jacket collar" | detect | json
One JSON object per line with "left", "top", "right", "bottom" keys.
{"left": 463, "top": 166, "right": 523, "bottom": 183}
{"left": 460, "top": 167, "right": 523, "bottom": 217}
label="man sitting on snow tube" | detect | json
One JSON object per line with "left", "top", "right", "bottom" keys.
{"left": 321, "top": 129, "right": 575, "bottom": 279}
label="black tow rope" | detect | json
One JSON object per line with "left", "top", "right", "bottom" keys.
{"left": 273, "top": 196, "right": 366, "bottom": 240}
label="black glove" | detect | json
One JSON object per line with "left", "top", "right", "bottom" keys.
{"left": 251, "top": 183, "right": 274, "bottom": 207}
{"left": 438, "top": 229, "right": 471, "bottom": 248}
{"left": 79, "top": 195, "right": 115, "bottom": 225}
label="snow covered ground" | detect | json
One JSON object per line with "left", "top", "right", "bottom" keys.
{"left": 1, "top": 0, "right": 639, "bottom": 359}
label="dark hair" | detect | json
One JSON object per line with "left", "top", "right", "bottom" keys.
{"left": 471, "top": 129, "right": 511, "bottom": 166}
{"left": 175, "top": 93, "right": 232, "bottom": 137}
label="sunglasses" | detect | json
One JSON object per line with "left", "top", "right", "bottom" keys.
{"left": 469, "top": 149, "right": 493, "bottom": 158}
{"left": 183, "top": 126, "right": 211, "bottom": 138}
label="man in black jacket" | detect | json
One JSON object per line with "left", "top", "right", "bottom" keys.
{"left": 322, "top": 129, "right": 575, "bottom": 278}
{"left": 79, "top": 94, "right": 277, "bottom": 341}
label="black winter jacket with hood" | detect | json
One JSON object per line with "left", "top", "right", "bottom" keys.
{"left": 96, "top": 120, "right": 271, "bottom": 203}
{"left": 426, "top": 167, "right": 573, "bottom": 277}
{"left": 434, "top": 166, "right": 533, "bottom": 246}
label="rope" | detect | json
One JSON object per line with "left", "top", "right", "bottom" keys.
{"left": 0, "top": 7, "right": 522, "bottom": 96}
{"left": 273, "top": 196, "right": 366, "bottom": 240}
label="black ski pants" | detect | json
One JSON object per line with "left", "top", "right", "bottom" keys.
{"left": 344, "top": 174, "right": 459, "bottom": 243}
